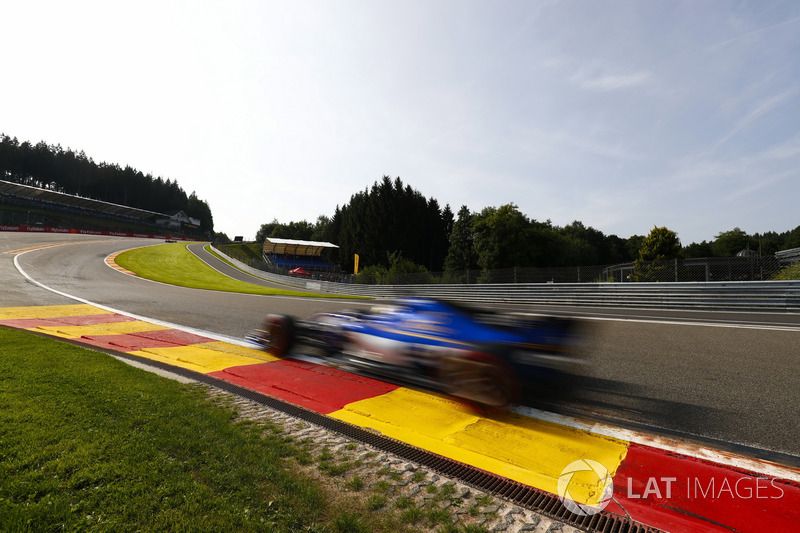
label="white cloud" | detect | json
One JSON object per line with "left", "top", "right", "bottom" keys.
{"left": 571, "top": 70, "right": 654, "bottom": 92}
{"left": 705, "top": 88, "right": 798, "bottom": 155}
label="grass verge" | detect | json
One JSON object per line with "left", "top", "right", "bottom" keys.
{"left": 774, "top": 261, "right": 800, "bottom": 280}
{"left": 0, "top": 327, "right": 335, "bottom": 531}
{"left": 203, "top": 245, "right": 316, "bottom": 292}
{"left": 114, "top": 243, "right": 361, "bottom": 299}
{"left": 0, "top": 328, "right": 421, "bottom": 532}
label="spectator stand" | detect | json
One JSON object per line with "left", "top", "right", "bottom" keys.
{"left": 262, "top": 237, "right": 338, "bottom": 279}
{"left": 0, "top": 179, "right": 204, "bottom": 238}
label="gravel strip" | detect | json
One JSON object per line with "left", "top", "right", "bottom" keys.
{"left": 196, "top": 383, "right": 588, "bottom": 533}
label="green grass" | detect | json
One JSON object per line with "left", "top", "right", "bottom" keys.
{"left": 0, "top": 328, "right": 323, "bottom": 531}
{"left": 204, "top": 245, "right": 295, "bottom": 289}
{"left": 217, "top": 242, "right": 264, "bottom": 261}
{"left": 366, "top": 495, "right": 387, "bottom": 511}
{"left": 437, "top": 483, "right": 457, "bottom": 499}
{"left": 115, "top": 242, "right": 362, "bottom": 299}
{"left": 399, "top": 506, "right": 423, "bottom": 524}
{"left": 0, "top": 328, "right": 394, "bottom": 532}
{"left": 474, "top": 494, "right": 493, "bottom": 507}
{"left": 426, "top": 507, "right": 452, "bottom": 526}
{"left": 345, "top": 476, "right": 365, "bottom": 492}
{"left": 774, "top": 261, "right": 800, "bottom": 280}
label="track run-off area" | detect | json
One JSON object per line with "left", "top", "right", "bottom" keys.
{"left": 2, "top": 232, "right": 799, "bottom": 532}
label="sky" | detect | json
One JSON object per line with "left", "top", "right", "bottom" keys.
{"left": 2, "top": 1, "right": 799, "bottom": 244}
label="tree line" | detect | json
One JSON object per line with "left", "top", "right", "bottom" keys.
{"left": 256, "top": 176, "right": 648, "bottom": 274}
{"left": 256, "top": 176, "right": 800, "bottom": 275}
{"left": 0, "top": 134, "right": 213, "bottom": 231}
{"left": 257, "top": 176, "right": 452, "bottom": 272}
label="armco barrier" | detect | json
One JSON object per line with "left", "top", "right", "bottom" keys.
{"left": 210, "top": 246, "right": 800, "bottom": 312}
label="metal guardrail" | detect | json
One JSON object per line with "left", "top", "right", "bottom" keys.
{"left": 211, "top": 246, "right": 800, "bottom": 312}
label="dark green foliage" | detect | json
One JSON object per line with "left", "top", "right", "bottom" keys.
{"left": 354, "top": 251, "right": 430, "bottom": 284}
{"left": 712, "top": 227, "right": 754, "bottom": 257}
{"left": 258, "top": 185, "right": 648, "bottom": 275}
{"left": 330, "top": 176, "right": 452, "bottom": 272}
{"left": 455, "top": 204, "right": 636, "bottom": 272}
{"left": 252, "top": 172, "right": 800, "bottom": 276}
{"left": 560, "top": 220, "right": 630, "bottom": 265}
{"left": 632, "top": 226, "right": 682, "bottom": 281}
{"left": 444, "top": 205, "right": 478, "bottom": 272}
{"left": 0, "top": 133, "right": 213, "bottom": 231}
{"left": 472, "top": 204, "right": 533, "bottom": 270}
{"left": 637, "top": 226, "right": 682, "bottom": 261}
{"left": 254, "top": 215, "right": 339, "bottom": 244}
{"left": 186, "top": 191, "right": 214, "bottom": 233}
{"left": 682, "top": 227, "right": 800, "bottom": 260}
{"left": 683, "top": 240, "right": 713, "bottom": 258}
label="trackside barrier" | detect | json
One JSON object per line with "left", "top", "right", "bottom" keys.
{"left": 210, "top": 247, "right": 800, "bottom": 312}
{"left": 0, "top": 225, "right": 194, "bottom": 240}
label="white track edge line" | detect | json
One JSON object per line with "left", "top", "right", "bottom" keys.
{"left": 14, "top": 249, "right": 250, "bottom": 347}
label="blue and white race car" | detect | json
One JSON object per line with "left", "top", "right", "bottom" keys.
{"left": 247, "top": 298, "right": 582, "bottom": 408}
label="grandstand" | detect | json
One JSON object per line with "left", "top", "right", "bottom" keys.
{"left": 262, "top": 237, "right": 338, "bottom": 273}
{"left": 0, "top": 179, "right": 201, "bottom": 236}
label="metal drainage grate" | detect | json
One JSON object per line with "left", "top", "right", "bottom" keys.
{"left": 100, "top": 345, "right": 664, "bottom": 533}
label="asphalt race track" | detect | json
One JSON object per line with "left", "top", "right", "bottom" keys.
{"left": 3, "top": 232, "right": 799, "bottom": 464}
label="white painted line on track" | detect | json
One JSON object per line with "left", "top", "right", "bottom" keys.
{"left": 14, "top": 249, "right": 252, "bottom": 347}
{"left": 185, "top": 242, "right": 233, "bottom": 278}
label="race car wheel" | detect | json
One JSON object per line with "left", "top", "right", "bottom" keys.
{"left": 440, "top": 351, "right": 519, "bottom": 408}
{"left": 256, "top": 315, "right": 296, "bottom": 356}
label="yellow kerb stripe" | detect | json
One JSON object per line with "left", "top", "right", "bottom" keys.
{"left": 127, "top": 343, "right": 273, "bottom": 374}
{"left": 0, "top": 304, "right": 114, "bottom": 319}
{"left": 31, "top": 321, "right": 172, "bottom": 339}
{"left": 330, "top": 387, "right": 629, "bottom": 504}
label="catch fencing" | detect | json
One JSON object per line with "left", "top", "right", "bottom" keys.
{"left": 211, "top": 246, "right": 800, "bottom": 312}
{"left": 215, "top": 245, "right": 791, "bottom": 285}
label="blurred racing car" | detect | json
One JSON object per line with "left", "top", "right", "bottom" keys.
{"left": 247, "top": 298, "right": 582, "bottom": 408}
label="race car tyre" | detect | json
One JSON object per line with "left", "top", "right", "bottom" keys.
{"left": 439, "top": 350, "right": 520, "bottom": 408}
{"left": 256, "top": 315, "right": 296, "bottom": 356}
